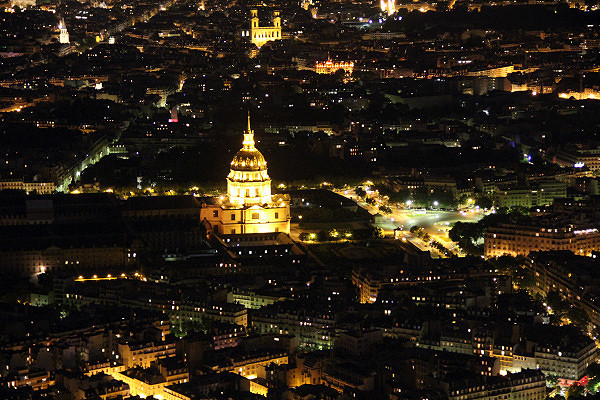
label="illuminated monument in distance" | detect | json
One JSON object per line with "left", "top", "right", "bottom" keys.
{"left": 315, "top": 60, "right": 354, "bottom": 75}
{"left": 201, "top": 114, "right": 290, "bottom": 235}
{"left": 380, "top": 0, "right": 396, "bottom": 15}
{"left": 241, "top": 9, "right": 281, "bottom": 48}
{"left": 226, "top": 117, "right": 273, "bottom": 207}
{"left": 59, "top": 18, "right": 70, "bottom": 44}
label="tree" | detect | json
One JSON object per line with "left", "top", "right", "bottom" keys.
{"left": 317, "top": 230, "right": 329, "bottom": 242}
{"left": 410, "top": 225, "right": 422, "bottom": 234}
{"left": 567, "top": 306, "right": 590, "bottom": 330}
{"left": 546, "top": 290, "right": 570, "bottom": 324}
{"left": 371, "top": 227, "right": 384, "bottom": 239}
{"left": 475, "top": 194, "right": 494, "bottom": 209}
{"left": 328, "top": 229, "right": 341, "bottom": 241}
{"left": 448, "top": 221, "right": 483, "bottom": 245}
{"left": 448, "top": 223, "right": 461, "bottom": 242}
{"left": 546, "top": 374, "right": 560, "bottom": 388}
{"left": 171, "top": 319, "right": 206, "bottom": 338}
{"left": 566, "top": 382, "right": 585, "bottom": 399}
{"left": 379, "top": 205, "right": 392, "bottom": 214}
{"left": 586, "top": 363, "right": 600, "bottom": 393}
{"left": 355, "top": 187, "right": 366, "bottom": 198}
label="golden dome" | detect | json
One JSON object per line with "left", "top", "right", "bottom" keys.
{"left": 230, "top": 149, "right": 267, "bottom": 172}
{"left": 229, "top": 113, "right": 268, "bottom": 172}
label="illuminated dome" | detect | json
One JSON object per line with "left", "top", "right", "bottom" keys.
{"left": 227, "top": 114, "right": 272, "bottom": 206}
{"left": 230, "top": 148, "right": 267, "bottom": 172}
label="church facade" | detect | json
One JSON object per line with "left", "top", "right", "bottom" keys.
{"left": 200, "top": 116, "right": 290, "bottom": 235}
{"left": 241, "top": 9, "right": 281, "bottom": 49}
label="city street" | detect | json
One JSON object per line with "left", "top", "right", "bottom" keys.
{"left": 334, "top": 188, "right": 487, "bottom": 256}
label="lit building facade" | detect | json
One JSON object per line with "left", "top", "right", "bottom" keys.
{"left": 444, "top": 369, "right": 546, "bottom": 400}
{"left": 241, "top": 9, "right": 281, "bottom": 48}
{"left": 112, "top": 360, "right": 188, "bottom": 399}
{"left": 252, "top": 302, "right": 334, "bottom": 350}
{"left": 208, "top": 352, "right": 288, "bottom": 377}
{"left": 484, "top": 223, "right": 600, "bottom": 258}
{"left": 553, "top": 146, "right": 600, "bottom": 171}
{"left": 315, "top": 60, "right": 354, "bottom": 75}
{"left": 118, "top": 341, "right": 177, "bottom": 369}
{"left": 494, "top": 179, "right": 567, "bottom": 209}
{"left": 0, "top": 179, "right": 55, "bottom": 194}
{"left": 529, "top": 251, "right": 600, "bottom": 329}
{"left": 534, "top": 343, "right": 597, "bottom": 381}
{"left": 201, "top": 115, "right": 290, "bottom": 235}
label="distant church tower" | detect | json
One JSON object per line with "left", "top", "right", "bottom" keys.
{"left": 380, "top": 0, "right": 396, "bottom": 15}
{"left": 242, "top": 9, "right": 281, "bottom": 48}
{"left": 59, "top": 18, "right": 70, "bottom": 44}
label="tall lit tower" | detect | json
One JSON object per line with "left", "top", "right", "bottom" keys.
{"left": 380, "top": 0, "right": 395, "bottom": 15}
{"left": 58, "top": 18, "right": 70, "bottom": 44}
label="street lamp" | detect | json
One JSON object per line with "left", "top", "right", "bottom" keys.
{"left": 433, "top": 201, "right": 439, "bottom": 207}
{"left": 406, "top": 200, "right": 412, "bottom": 207}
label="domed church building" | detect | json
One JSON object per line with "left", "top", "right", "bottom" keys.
{"left": 201, "top": 114, "right": 290, "bottom": 235}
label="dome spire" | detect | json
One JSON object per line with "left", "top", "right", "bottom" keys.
{"left": 247, "top": 110, "right": 252, "bottom": 133}
{"left": 242, "top": 110, "right": 255, "bottom": 150}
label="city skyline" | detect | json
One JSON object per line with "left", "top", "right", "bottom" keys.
{"left": 3, "top": 0, "right": 600, "bottom": 399}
